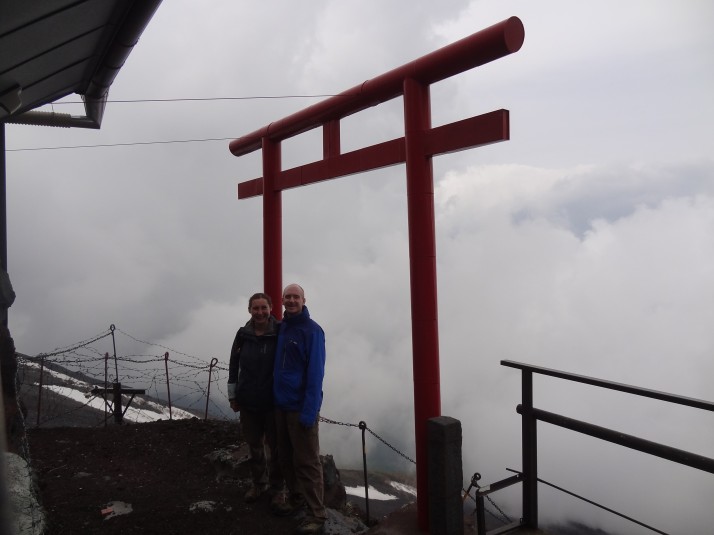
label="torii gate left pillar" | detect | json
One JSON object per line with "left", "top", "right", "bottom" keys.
{"left": 230, "top": 17, "right": 524, "bottom": 531}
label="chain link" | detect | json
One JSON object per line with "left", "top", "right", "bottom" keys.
{"left": 365, "top": 427, "right": 416, "bottom": 464}
{"left": 319, "top": 416, "right": 360, "bottom": 428}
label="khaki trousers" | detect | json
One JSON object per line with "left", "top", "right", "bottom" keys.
{"left": 274, "top": 409, "right": 327, "bottom": 521}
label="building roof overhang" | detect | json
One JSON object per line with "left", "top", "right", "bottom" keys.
{"left": 0, "top": 0, "right": 162, "bottom": 129}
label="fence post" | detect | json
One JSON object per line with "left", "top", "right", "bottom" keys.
{"left": 35, "top": 354, "right": 45, "bottom": 427}
{"left": 358, "top": 421, "right": 370, "bottom": 524}
{"left": 427, "top": 416, "right": 463, "bottom": 535}
{"left": 522, "top": 370, "right": 538, "bottom": 528}
{"left": 110, "top": 324, "right": 118, "bottom": 380}
{"left": 164, "top": 352, "right": 172, "bottom": 420}
{"left": 103, "top": 352, "right": 109, "bottom": 426}
{"left": 112, "top": 381, "right": 123, "bottom": 424}
{"left": 205, "top": 358, "right": 218, "bottom": 420}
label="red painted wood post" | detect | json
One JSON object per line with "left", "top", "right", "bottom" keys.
{"left": 262, "top": 137, "right": 283, "bottom": 318}
{"left": 404, "top": 77, "right": 442, "bottom": 530}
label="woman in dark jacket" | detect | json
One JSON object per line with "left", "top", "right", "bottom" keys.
{"left": 227, "top": 292, "right": 282, "bottom": 503}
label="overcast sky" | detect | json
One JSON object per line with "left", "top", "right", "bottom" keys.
{"left": 5, "top": 1, "right": 714, "bottom": 533}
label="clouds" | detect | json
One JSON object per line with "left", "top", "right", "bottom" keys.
{"left": 434, "top": 162, "right": 714, "bottom": 533}
{"left": 433, "top": 161, "right": 714, "bottom": 403}
{"left": 5, "top": 1, "right": 714, "bottom": 532}
{"left": 435, "top": 161, "right": 714, "bottom": 381}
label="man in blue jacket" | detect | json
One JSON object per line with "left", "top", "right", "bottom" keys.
{"left": 272, "top": 284, "right": 327, "bottom": 534}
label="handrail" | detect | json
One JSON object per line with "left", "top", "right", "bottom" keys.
{"left": 517, "top": 405, "right": 714, "bottom": 474}
{"left": 501, "top": 360, "right": 714, "bottom": 412}
{"left": 502, "top": 359, "right": 714, "bottom": 533}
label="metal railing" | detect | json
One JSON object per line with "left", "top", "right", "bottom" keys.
{"left": 497, "top": 359, "right": 714, "bottom": 532}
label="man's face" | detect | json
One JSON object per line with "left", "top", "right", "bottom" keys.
{"left": 282, "top": 285, "right": 305, "bottom": 316}
{"left": 249, "top": 298, "right": 271, "bottom": 325}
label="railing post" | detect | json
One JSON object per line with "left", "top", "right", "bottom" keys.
{"left": 521, "top": 370, "right": 538, "bottom": 528}
{"left": 359, "top": 421, "right": 370, "bottom": 524}
{"left": 475, "top": 494, "right": 486, "bottom": 535}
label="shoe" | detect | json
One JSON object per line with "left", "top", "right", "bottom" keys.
{"left": 290, "top": 493, "right": 306, "bottom": 508}
{"left": 295, "top": 517, "right": 325, "bottom": 535}
{"left": 244, "top": 483, "right": 269, "bottom": 503}
{"left": 270, "top": 491, "right": 296, "bottom": 516}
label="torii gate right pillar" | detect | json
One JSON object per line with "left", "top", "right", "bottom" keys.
{"left": 403, "top": 78, "right": 442, "bottom": 516}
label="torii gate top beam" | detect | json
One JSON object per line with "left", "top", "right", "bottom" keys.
{"left": 229, "top": 16, "right": 524, "bottom": 157}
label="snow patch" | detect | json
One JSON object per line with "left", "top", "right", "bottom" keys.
{"left": 344, "top": 485, "right": 397, "bottom": 501}
{"left": 389, "top": 481, "right": 417, "bottom": 496}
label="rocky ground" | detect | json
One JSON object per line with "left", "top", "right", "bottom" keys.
{"left": 25, "top": 418, "right": 420, "bottom": 535}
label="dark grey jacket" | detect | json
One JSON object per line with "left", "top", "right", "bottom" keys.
{"left": 227, "top": 316, "right": 279, "bottom": 411}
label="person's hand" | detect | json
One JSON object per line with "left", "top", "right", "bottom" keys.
{"left": 229, "top": 400, "right": 240, "bottom": 412}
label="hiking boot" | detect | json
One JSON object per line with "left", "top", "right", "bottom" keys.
{"left": 271, "top": 491, "right": 306, "bottom": 516}
{"left": 270, "top": 491, "right": 296, "bottom": 516}
{"left": 244, "top": 483, "right": 269, "bottom": 503}
{"left": 290, "top": 493, "right": 306, "bottom": 509}
{"left": 295, "top": 517, "right": 325, "bottom": 535}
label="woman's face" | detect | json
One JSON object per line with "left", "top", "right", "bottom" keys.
{"left": 249, "top": 298, "right": 271, "bottom": 327}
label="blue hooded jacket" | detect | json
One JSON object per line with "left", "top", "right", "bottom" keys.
{"left": 273, "top": 305, "right": 326, "bottom": 426}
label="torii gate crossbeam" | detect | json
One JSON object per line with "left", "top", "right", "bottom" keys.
{"left": 230, "top": 17, "right": 524, "bottom": 531}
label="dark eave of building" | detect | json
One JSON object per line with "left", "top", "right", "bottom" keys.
{"left": 0, "top": 0, "right": 162, "bottom": 129}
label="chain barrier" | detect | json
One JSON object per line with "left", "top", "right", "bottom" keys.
{"left": 463, "top": 472, "right": 512, "bottom": 526}
{"left": 319, "top": 416, "right": 516, "bottom": 530}
{"left": 319, "top": 416, "right": 416, "bottom": 464}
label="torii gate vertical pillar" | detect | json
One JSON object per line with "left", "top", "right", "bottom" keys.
{"left": 404, "top": 77, "right": 441, "bottom": 526}
{"left": 262, "top": 138, "right": 283, "bottom": 318}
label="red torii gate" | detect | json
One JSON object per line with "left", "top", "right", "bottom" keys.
{"left": 230, "top": 17, "right": 524, "bottom": 530}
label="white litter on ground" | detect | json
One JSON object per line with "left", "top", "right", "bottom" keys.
{"left": 102, "top": 501, "right": 133, "bottom": 519}
{"left": 189, "top": 500, "right": 217, "bottom": 512}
